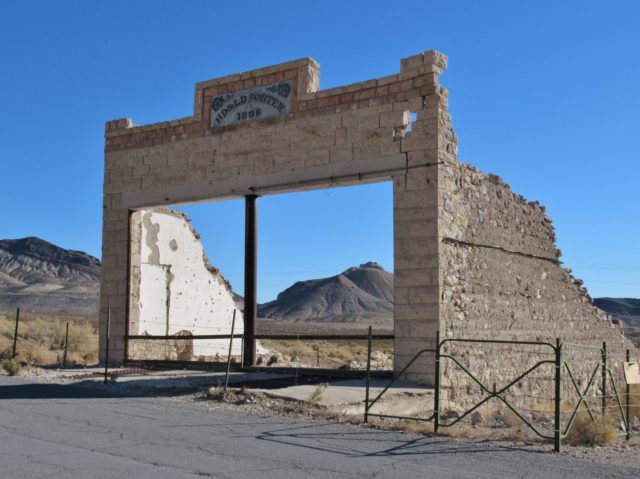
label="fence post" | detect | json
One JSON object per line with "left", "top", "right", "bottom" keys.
{"left": 104, "top": 308, "right": 111, "bottom": 384}
{"left": 601, "top": 341, "right": 607, "bottom": 418}
{"left": 62, "top": 322, "right": 69, "bottom": 367}
{"left": 626, "top": 349, "right": 631, "bottom": 441}
{"left": 224, "top": 310, "right": 237, "bottom": 391}
{"left": 240, "top": 311, "right": 245, "bottom": 369}
{"left": 12, "top": 307, "right": 20, "bottom": 358}
{"left": 295, "top": 334, "right": 299, "bottom": 386}
{"left": 364, "top": 325, "right": 372, "bottom": 424}
{"left": 554, "top": 338, "right": 562, "bottom": 452}
{"left": 434, "top": 331, "right": 441, "bottom": 435}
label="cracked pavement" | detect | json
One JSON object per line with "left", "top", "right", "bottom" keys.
{"left": 0, "top": 376, "right": 637, "bottom": 478}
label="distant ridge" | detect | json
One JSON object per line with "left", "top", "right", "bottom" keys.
{"left": 258, "top": 262, "right": 394, "bottom": 324}
{"left": 0, "top": 237, "right": 100, "bottom": 316}
{"left": 593, "top": 297, "right": 640, "bottom": 330}
{"left": 1, "top": 238, "right": 638, "bottom": 332}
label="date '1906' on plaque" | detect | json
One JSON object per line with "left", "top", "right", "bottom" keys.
{"left": 210, "top": 81, "right": 292, "bottom": 128}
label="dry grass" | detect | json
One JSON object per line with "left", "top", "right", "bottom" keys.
{"left": 257, "top": 320, "right": 393, "bottom": 369}
{"left": 0, "top": 312, "right": 98, "bottom": 366}
{"left": 260, "top": 338, "right": 393, "bottom": 369}
{"left": 565, "top": 411, "right": 619, "bottom": 446}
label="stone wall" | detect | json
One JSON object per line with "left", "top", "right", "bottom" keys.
{"left": 438, "top": 160, "right": 636, "bottom": 407}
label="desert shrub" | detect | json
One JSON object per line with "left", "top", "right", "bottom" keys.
{"left": 65, "top": 321, "right": 99, "bottom": 364}
{"left": 325, "top": 347, "right": 353, "bottom": 362}
{"left": 0, "top": 336, "right": 12, "bottom": 359}
{"left": 565, "top": 412, "right": 618, "bottom": 446}
{"left": 259, "top": 335, "right": 392, "bottom": 370}
{"left": 0, "top": 315, "right": 98, "bottom": 366}
{"left": 19, "top": 344, "right": 58, "bottom": 365}
{"left": 306, "top": 383, "right": 327, "bottom": 405}
{"left": 1, "top": 358, "right": 22, "bottom": 376}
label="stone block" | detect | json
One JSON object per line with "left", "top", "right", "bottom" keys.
{"left": 394, "top": 218, "right": 438, "bottom": 239}
{"left": 395, "top": 304, "right": 439, "bottom": 321}
{"left": 394, "top": 287, "right": 409, "bottom": 305}
{"left": 395, "top": 254, "right": 438, "bottom": 270}
{"left": 400, "top": 130, "right": 439, "bottom": 153}
{"left": 341, "top": 111, "right": 380, "bottom": 129}
{"left": 394, "top": 319, "right": 411, "bottom": 337}
{"left": 400, "top": 53, "right": 424, "bottom": 72}
{"left": 394, "top": 268, "right": 438, "bottom": 288}
{"left": 379, "top": 110, "right": 410, "bottom": 128}
{"left": 329, "top": 146, "right": 352, "bottom": 164}
{"left": 306, "top": 149, "right": 331, "bottom": 167}
{"left": 352, "top": 144, "right": 380, "bottom": 162}
{"left": 394, "top": 190, "right": 434, "bottom": 209}
{"left": 394, "top": 206, "right": 437, "bottom": 222}
{"left": 409, "top": 320, "right": 439, "bottom": 338}
{"left": 408, "top": 286, "right": 439, "bottom": 305}
{"left": 395, "top": 237, "right": 439, "bottom": 257}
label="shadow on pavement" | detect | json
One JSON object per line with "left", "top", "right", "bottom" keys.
{"left": 0, "top": 377, "right": 210, "bottom": 399}
{"left": 255, "top": 423, "right": 547, "bottom": 458}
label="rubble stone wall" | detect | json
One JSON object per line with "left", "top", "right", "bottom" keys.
{"left": 438, "top": 160, "right": 636, "bottom": 408}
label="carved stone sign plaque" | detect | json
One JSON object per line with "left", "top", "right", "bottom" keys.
{"left": 210, "top": 80, "right": 292, "bottom": 128}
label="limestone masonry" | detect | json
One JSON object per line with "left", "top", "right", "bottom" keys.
{"left": 101, "top": 50, "right": 635, "bottom": 386}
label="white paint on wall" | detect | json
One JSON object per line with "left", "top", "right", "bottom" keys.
{"left": 139, "top": 263, "right": 169, "bottom": 336}
{"left": 137, "top": 209, "right": 243, "bottom": 357}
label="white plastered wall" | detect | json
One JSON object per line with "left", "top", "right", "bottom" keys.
{"left": 137, "top": 209, "right": 243, "bottom": 357}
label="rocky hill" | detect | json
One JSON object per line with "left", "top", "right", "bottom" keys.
{"left": 593, "top": 297, "right": 640, "bottom": 330}
{"left": 258, "top": 262, "right": 394, "bottom": 324}
{"left": 0, "top": 237, "right": 100, "bottom": 316}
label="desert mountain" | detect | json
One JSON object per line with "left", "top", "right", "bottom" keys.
{"left": 258, "top": 262, "right": 394, "bottom": 324}
{"left": 1, "top": 237, "right": 638, "bottom": 331}
{"left": 593, "top": 297, "right": 640, "bottom": 330}
{"left": 0, "top": 237, "right": 100, "bottom": 316}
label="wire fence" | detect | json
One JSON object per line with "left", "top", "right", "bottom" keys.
{"left": 0, "top": 308, "right": 98, "bottom": 366}
{"left": 125, "top": 307, "right": 395, "bottom": 371}
{"left": 126, "top": 332, "right": 395, "bottom": 371}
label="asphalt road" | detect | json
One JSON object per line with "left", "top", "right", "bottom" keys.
{"left": 0, "top": 376, "right": 637, "bottom": 478}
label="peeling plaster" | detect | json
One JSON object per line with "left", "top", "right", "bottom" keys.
{"left": 132, "top": 208, "right": 245, "bottom": 357}
{"left": 142, "top": 212, "right": 161, "bottom": 264}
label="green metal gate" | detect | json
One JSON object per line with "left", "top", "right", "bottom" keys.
{"left": 364, "top": 333, "right": 634, "bottom": 452}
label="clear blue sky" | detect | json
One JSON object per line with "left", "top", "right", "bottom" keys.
{"left": 1, "top": 0, "right": 638, "bottom": 302}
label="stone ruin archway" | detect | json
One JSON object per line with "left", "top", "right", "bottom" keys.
{"left": 101, "top": 50, "right": 634, "bottom": 385}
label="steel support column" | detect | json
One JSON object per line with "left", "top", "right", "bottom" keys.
{"left": 243, "top": 194, "right": 258, "bottom": 367}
